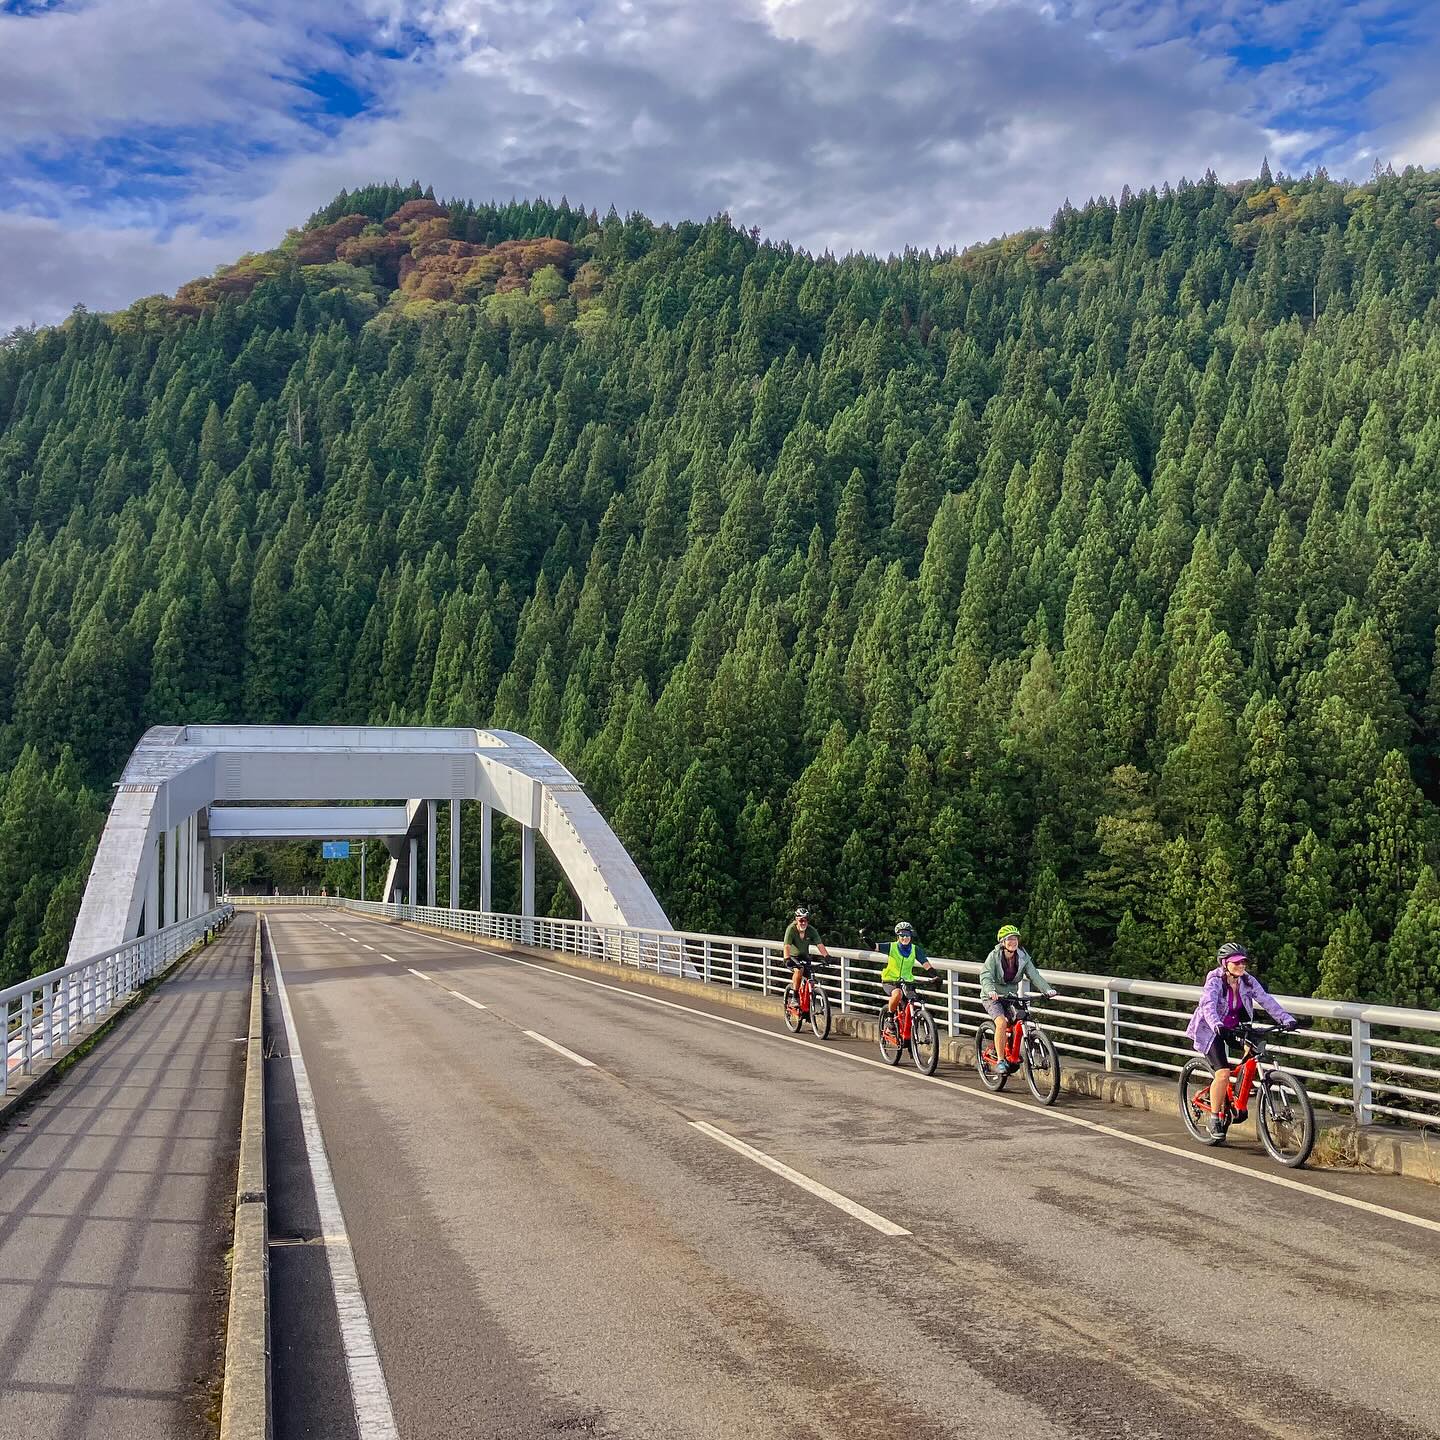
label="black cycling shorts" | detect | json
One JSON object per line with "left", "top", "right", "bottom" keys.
{"left": 1202, "top": 1029, "right": 1243, "bottom": 1070}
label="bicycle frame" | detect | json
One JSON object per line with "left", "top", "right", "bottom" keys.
{"left": 1001, "top": 1010, "right": 1027, "bottom": 1065}
{"left": 1192, "top": 1048, "right": 1261, "bottom": 1122}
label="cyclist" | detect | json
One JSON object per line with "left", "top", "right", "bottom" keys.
{"left": 882, "top": 921, "right": 935, "bottom": 1016}
{"left": 981, "top": 925, "right": 1057, "bottom": 1075}
{"left": 1187, "top": 941, "right": 1298, "bottom": 1137}
{"left": 784, "top": 907, "right": 830, "bottom": 999}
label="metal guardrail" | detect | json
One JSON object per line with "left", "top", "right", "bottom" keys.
{"left": 2, "top": 906, "right": 234, "bottom": 1096}
{"left": 247, "top": 896, "right": 1440, "bottom": 1129}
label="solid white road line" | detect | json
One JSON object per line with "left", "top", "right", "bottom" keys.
{"left": 406, "top": 968, "right": 431, "bottom": 981}
{"left": 344, "top": 917, "right": 1440, "bottom": 1238}
{"left": 523, "top": 1030, "right": 596, "bottom": 1067}
{"left": 691, "top": 1121, "right": 910, "bottom": 1236}
{"left": 265, "top": 918, "right": 399, "bottom": 1440}
{"left": 448, "top": 990, "right": 488, "bottom": 1012}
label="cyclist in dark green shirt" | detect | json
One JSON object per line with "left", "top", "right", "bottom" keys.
{"left": 784, "top": 907, "right": 830, "bottom": 997}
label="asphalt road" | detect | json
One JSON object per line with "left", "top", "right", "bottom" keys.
{"left": 262, "top": 908, "right": 1440, "bottom": 1440}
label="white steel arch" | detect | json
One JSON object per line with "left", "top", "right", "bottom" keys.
{"left": 68, "top": 725, "right": 671, "bottom": 960}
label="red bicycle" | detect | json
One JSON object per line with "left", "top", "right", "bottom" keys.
{"left": 878, "top": 980, "right": 940, "bottom": 1074}
{"left": 1178, "top": 1022, "right": 1315, "bottom": 1168}
{"left": 975, "top": 994, "right": 1061, "bottom": 1104}
{"left": 783, "top": 962, "right": 831, "bottom": 1039}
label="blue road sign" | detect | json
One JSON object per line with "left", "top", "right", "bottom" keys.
{"left": 322, "top": 841, "right": 351, "bottom": 860}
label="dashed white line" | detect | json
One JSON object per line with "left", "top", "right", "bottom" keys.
{"left": 523, "top": 1030, "right": 595, "bottom": 1067}
{"left": 381, "top": 954, "right": 397, "bottom": 963}
{"left": 448, "top": 991, "right": 488, "bottom": 1012}
{"left": 265, "top": 918, "right": 399, "bottom": 1440}
{"left": 406, "top": 968, "right": 431, "bottom": 981}
{"left": 691, "top": 1121, "right": 909, "bottom": 1236}
{"left": 361, "top": 944, "right": 375, "bottom": 952}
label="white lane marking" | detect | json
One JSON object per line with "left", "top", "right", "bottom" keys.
{"left": 406, "top": 968, "right": 431, "bottom": 981}
{"left": 448, "top": 991, "right": 488, "bottom": 1012}
{"left": 381, "top": 954, "right": 397, "bottom": 963}
{"left": 361, "top": 944, "right": 375, "bottom": 952}
{"left": 342, "top": 917, "right": 1440, "bottom": 1238}
{"left": 524, "top": 1030, "right": 596, "bottom": 1067}
{"left": 265, "top": 918, "right": 399, "bottom": 1440}
{"left": 691, "top": 1121, "right": 909, "bottom": 1236}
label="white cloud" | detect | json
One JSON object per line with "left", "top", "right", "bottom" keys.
{"left": 0, "top": 0, "right": 347, "bottom": 148}
{"left": 0, "top": 213, "right": 244, "bottom": 334}
{"left": 2, "top": 0, "right": 1439, "bottom": 331}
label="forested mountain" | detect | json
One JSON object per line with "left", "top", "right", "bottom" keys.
{"left": 3, "top": 167, "right": 1440, "bottom": 1004}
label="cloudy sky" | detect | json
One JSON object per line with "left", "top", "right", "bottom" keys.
{"left": 2, "top": 0, "right": 1438, "bottom": 332}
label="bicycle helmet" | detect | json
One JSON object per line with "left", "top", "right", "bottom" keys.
{"left": 997, "top": 924, "right": 1020, "bottom": 943}
{"left": 1217, "top": 941, "right": 1249, "bottom": 966}
{"left": 794, "top": 906, "right": 809, "bottom": 920}
{"left": 894, "top": 921, "right": 914, "bottom": 938}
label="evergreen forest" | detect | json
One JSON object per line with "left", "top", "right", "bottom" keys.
{"left": 3, "top": 167, "right": 1440, "bottom": 1008}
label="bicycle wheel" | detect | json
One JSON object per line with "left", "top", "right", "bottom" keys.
{"left": 910, "top": 1004, "right": 939, "bottom": 1075}
{"left": 878, "top": 1007, "right": 903, "bottom": 1065}
{"left": 809, "top": 984, "right": 831, "bottom": 1040}
{"left": 1257, "top": 1070, "right": 1315, "bottom": 1168}
{"left": 782, "top": 984, "right": 803, "bottom": 1034}
{"left": 1022, "top": 1026, "right": 1061, "bottom": 1106}
{"left": 975, "top": 1021, "right": 1008, "bottom": 1091}
{"left": 1178, "top": 1059, "right": 1223, "bottom": 1145}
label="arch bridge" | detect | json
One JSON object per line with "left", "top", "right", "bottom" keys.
{"left": 67, "top": 724, "right": 669, "bottom": 960}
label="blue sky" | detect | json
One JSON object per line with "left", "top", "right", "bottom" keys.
{"left": 2, "top": 0, "right": 1438, "bottom": 331}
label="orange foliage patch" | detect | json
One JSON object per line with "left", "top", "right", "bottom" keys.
{"left": 164, "top": 197, "right": 584, "bottom": 317}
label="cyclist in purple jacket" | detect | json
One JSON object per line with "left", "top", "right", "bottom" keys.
{"left": 1186, "top": 942, "right": 1299, "bottom": 1136}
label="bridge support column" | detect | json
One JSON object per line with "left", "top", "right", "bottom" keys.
{"left": 408, "top": 837, "right": 418, "bottom": 908}
{"left": 426, "top": 801, "right": 437, "bottom": 908}
{"left": 179, "top": 816, "right": 191, "bottom": 919}
{"left": 193, "top": 830, "right": 206, "bottom": 913}
{"left": 145, "top": 839, "right": 160, "bottom": 935}
{"left": 521, "top": 823, "right": 536, "bottom": 942}
{"left": 165, "top": 827, "right": 178, "bottom": 927}
{"left": 449, "top": 801, "right": 460, "bottom": 910}
{"left": 479, "top": 803, "right": 492, "bottom": 912}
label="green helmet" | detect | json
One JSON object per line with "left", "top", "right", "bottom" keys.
{"left": 996, "top": 924, "right": 1020, "bottom": 943}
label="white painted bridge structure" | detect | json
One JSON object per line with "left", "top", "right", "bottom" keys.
{"left": 67, "top": 724, "right": 671, "bottom": 961}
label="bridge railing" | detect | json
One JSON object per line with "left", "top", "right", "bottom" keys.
{"left": 253, "top": 896, "right": 1440, "bottom": 1130}
{"left": 2, "top": 906, "right": 234, "bottom": 1096}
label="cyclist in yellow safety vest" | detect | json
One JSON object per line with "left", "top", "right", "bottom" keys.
{"left": 881, "top": 921, "right": 935, "bottom": 1016}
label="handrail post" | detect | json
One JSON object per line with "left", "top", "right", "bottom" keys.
{"left": 762, "top": 948, "right": 770, "bottom": 996}
{"left": 947, "top": 970, "right": 959, "bottom": 1038}
{"left": 1351, "top": 1018, "right": 1374, "bottom": 1126}
{"left": 1103, "top": 987, "right": 1119, "bottom": 1072}
{"left": 41, "top": 981, "right": 54, "bottom": 1060}
{"left": 840, "top": 954, "right": 850, "bottom": 1014}
{"left": 21, "top": 987, "right": 34, "bottom": 1075}
{"left": 703, "top": 939, "right": 712, "bottom": 985}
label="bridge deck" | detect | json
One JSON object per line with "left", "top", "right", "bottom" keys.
{"left": 0, "top": 917, "right": 251, "bottom": 1439}
{"left": 264, "top": 908, "right": 1440, "bottom": 1440}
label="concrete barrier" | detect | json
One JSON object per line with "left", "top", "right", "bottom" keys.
{"left": 220, "top": 919, "right": 271, "bottom": 1440}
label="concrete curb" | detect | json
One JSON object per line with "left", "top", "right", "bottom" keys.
{"left": 220, "top": 917, "right": 271, "bottom": 1440}
{"left": 389, "top": 917, "right": 1440, "bottom": 1185}
{"left": 0, "top": 921, "right": 229, "bottom": 1132}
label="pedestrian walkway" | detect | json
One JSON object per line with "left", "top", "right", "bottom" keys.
{"left": 0, "top": 915, "right": 253, "bottom": 1440}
